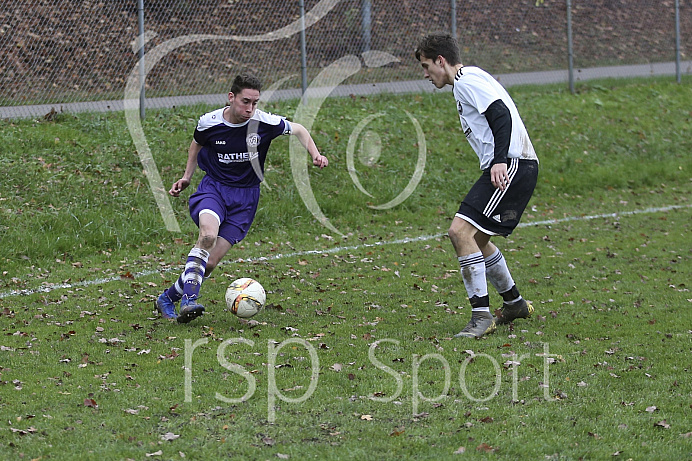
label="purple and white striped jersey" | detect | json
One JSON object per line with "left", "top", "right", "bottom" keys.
{"left": 193, "top": 107, "right": 292, "bottom": 187}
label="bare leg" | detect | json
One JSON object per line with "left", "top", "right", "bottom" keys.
{"left": 204, "top": 236, "right": 233, "bottom": 277}
{"left": 449, "top": 217, "right": 495, "bottom": 338}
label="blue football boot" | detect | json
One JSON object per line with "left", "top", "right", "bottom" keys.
{"left": 155, "top": 292, "right": 177, "bottom": 320}
{"left": 177, "top": 295, "right": 205, "bottom": 324}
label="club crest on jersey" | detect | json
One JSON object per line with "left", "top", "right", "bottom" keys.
{"left": 246, "top": 133, "right": 261, "bottom": 148}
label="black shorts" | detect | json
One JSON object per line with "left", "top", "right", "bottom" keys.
{"left": 456, "top": 158, "right": 538, "bottom": 237}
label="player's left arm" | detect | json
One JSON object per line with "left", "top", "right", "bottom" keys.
{"left": 290, "top": 122, "right": 328, "bottom": 169}
{"left": 484, "top": 99, "right": 512, "bottom": 191}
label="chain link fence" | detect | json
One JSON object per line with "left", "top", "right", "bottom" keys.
{"left": 1, "top": 0, "right": 690, "bottom": 118}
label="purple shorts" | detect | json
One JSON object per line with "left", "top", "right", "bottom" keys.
{"left": 188, "top": 175, "right": 260, "bottom": 245}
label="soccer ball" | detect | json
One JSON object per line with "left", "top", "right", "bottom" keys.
{"left": 225, "top": 277, "right": 266, "bottom": 318}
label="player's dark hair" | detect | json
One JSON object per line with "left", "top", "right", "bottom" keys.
{"left": 230, "top": 72, "right": 262, "bottom": 95}
{"left": 414, "top": 33, "right": 461, "bottom": 65}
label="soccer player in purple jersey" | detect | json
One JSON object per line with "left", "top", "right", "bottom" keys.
{"left": 155, "top": 72, "right": 328, "bottom": 323}
{"left": 415, "top": 34, "right": 539, "bottom": 338}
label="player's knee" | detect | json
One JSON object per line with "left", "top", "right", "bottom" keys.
{"left": 448, "top": 224, "right": 466, "bottom": 242}
{"left": 448, "top": 222, "right": 474, "bottom": 246}
{"left": 197, "top": 233, "right": 217, "bottom": 250}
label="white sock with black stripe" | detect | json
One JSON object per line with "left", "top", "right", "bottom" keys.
{"left": 485, "top": 248, "right": 522, "bottom": 304}
{"left": 458, "top": 252, "right": 490, "bottom": 313}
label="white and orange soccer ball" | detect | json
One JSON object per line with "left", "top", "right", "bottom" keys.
{"left": 225, "top": 277, "right": 266, "bottom": 318}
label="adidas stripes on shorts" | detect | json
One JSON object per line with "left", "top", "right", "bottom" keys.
{"left": 455, "top": 158, "right": 538, "bottom": 237}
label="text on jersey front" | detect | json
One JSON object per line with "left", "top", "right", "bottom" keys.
{"left": 217, "top": 152, "right": 259, "bottom": 163}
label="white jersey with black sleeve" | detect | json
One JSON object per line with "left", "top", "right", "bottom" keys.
{"left": 453, "top": 66, "right": 538, "bottom": 170}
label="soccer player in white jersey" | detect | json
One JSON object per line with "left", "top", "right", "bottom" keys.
{"left": 415, "top": 34, "right": 539, "bottom": 338}
{"left": 155, "top": 72, "right": 328, "bottom": 323}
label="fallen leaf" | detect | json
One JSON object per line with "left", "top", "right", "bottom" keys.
{"left": 146, "top": 450, "right": 163, "bottom": 457}
{"left": 453, "top": 446, "right": 466, "bottom": 454}
{"left": 360, "top": 414, "right": 373, "bottom": 421}
{"left": 10, "top": 427, "right": 37, "bottom": 435}
{"left": 476, "top": 443, "right": 495, "bottom": 453}
{"left": 654, "top": 420, "right": 670, "bottom": 429}
{"left": 645, "top": 406, "right": 657, "bottom": 413}
{"left": 282, "top": 385, "right": 304, "bottom": 392}
{"left": 161, "top": 432, "right": 180, "bottom": 441}
{"left": 330, "top": 363, "right": 342, "bottom": 372}
{"left": 83, "top": 398, "right": 98, "bottom": 408}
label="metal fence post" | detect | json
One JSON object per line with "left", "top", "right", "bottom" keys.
{"left": 675, "top": 0, "right": 681, "bottom": 83}
{"left": 566, "top": 0, "right": 574, "bottom": 94}
{"left": 451, "top": 0, "right": 457, "bottom": 39}
{"left": 138, "top": 0, "right": 145, "bottom": 119}
{"left": 362, "top": 0, "right": 372, "bottom": 52}
{"left": 299, "top": 0, "right": 308, "bottom": 96}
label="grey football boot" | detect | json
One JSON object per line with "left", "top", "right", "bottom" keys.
{"left": 454, "top": 311, "right": 496, "bottom": 338}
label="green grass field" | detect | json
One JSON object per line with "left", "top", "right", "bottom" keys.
{"left": 0, "top": 77, "right": 690, "bottom": 460}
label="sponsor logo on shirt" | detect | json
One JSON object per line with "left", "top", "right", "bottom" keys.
{"left": 217, "top": 152, "right": 259, "bottom": 163}
{"left": 215, "top": 140, "right": 226, "bottom": 145}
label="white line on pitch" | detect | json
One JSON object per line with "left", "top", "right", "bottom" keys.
{"left": 1, "top": 204, "right": 689, "bottom": 299}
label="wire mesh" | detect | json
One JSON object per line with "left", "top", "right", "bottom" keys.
{"left": 0, "top": 0, "right": 689, "bottom": 118}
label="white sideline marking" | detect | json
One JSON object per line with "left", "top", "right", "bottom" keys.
{"left": 1, "top": 204, "right": 689, "bottom": 299}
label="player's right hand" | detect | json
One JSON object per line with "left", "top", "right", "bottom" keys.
{"left": 490, "top": 163, "right": 510, "bottom": 191}
{"left": 169, "top": 178, "right": 190, "bottom": 197}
